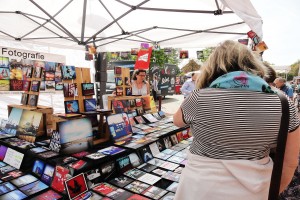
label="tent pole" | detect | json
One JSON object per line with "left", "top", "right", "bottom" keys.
{"left": 81, "top": 0, "right": 87, "bottom": 43}
{"left": 29, "top": 0, "right": 79, "bottom": 43}
{"left": 137, "top": 7, "right": 233, "bottom": 14}
{"left": 85, "top": 0, "right": 150, "bottom": 43}
{"left": 21, "top": 0, "right": 74, "bottom": 39}
{"left": 0, "top": 30, "right": 15, "bottom": 39}
{"left": 98, "top": 0, "right": 124, "bottom": 33}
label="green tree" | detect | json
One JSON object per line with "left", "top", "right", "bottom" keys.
{"left": 198, "top": 47, "right": 215, "bottom": 62}
{"left": 289, "top": 60, "right": 300, "bottom": 76}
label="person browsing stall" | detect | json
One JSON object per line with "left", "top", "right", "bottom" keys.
{"left": 181, "top": 73, "right": 198, "bottom": 98}
{"left": 152, "top": 75, "right": 159, "bottom": 101}
{"left": 274, "top": 77, "right": 294, "bottom": 100}
{"left": 131, "top": 69, "right": 150, "bottom": 96}
{"left": 173, "top": 40, "right": 300, "bottom": 200}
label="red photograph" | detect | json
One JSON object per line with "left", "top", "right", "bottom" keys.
{"left": 65, "top": 173, "right": 88, "bottom": 199}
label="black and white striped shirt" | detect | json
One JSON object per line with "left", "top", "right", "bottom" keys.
{"left": 181, "top": 88, "right": 300, "bottom": 160}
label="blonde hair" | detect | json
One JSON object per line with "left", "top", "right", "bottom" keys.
{"left": 196, "top": 40, "right": 267, "bottom": 89}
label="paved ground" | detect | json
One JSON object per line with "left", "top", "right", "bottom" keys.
{"left": 0, "top": 92, "right": 184, "bottom": 121}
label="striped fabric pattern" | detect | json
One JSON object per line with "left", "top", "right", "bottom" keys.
{"left": 181, "top": 88, "right": 300, "bottom": 160}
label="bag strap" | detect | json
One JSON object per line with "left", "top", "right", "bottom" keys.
{"left": 268, "top": 92, "right": 290, "bottom": 199}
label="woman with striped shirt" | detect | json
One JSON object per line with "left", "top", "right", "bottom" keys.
{"left": 173, "top": 40, "right": 300, "bottom": 200}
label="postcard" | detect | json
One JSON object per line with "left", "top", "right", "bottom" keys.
{"left": 124, "top": 180, "right": 150, "bottom": 194}
{"left": 137, "top": 173, "right": 161, "bottom": 185}
{"left": 109, "top": 175, "right": 134, "bottom": 188}
{"left": 11, "top": 174, "right": 38, "bottom": 187}
{"left": 142, "top": 185, "right": 168, "bottom": 199}
{"left": 19, "top": 180, "right": 49, "bottom": 196}
{"left": 0, "top": 189, "right": 27, "bottom": 200}
{"left": 92, "top": 182, "right": 117, "bottom": 196}
{"left": 98, "top": 146, "right": 126, "bottom": 155}
{"left": 61, "top": 65, "right": 76, "bottom": 80}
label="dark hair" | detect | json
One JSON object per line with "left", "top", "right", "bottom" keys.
{"left": 263, "top": 62, "right": 276, "bottom": 84}
{"left": 191, "top": 73, "right": 195, "bottom": 77}
{"left": 132, "top": 69, "right": 147, "bottom": 80}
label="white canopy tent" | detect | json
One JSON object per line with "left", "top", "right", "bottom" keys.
{"left": 0, "top": 0, "right": 262, "bottom": 53}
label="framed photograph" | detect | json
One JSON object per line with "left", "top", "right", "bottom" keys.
{"left": 0, "top": 68, "right": 10, "bottom": 80}
{"left": 45, "top": 62, "right": 56, "bottom": 72}
{"left": 115, "top": 77, "right": 123, "bottom": 86}
{"left": 41, "top": 164, "right": 55, "bottom": 185}
{"left": 0, "top": 80, "right": 10, "bottom": 91}
{"left": 10, "top": 80, "right": 23, "bottom": 91}
{"left": 22, "top": 80, "right": 31, "bottom": 92}
{"left": 64, "top": 100, "right": 79, "bottom": 114}
{"left": 45, "top": 71, "right": 55, "bottom": 81}
{"left": 33, "top": 66, "right": 42, "bottom": 78}
{"left": 28, "top": 94, "right": 38, "bottom": 107}
{"left": 126, "top": 87, "right": 132, "bottom": 96}
{"left": 61, "top": 65, "right": 76, "bottom": 80}
{"left": 83, "top": 98, "right": 97, "bottom": 112}
{"left": 55, "top": 82, "right": 63, "bottom": 90}
{"left": 179, "top": 50, "right": 189, "bottom": 59}
{"left": 0, "top": 56, "right": 9, "bottom": 68}
{"left": 116, "top": 87, "right": 123, "bottom": 96}
{"left": 32, "top": 160, "right": 45, "bottom": 177}
{"left": 20, "top": 93, "right": 28, "bottom": 105}
{"left": 63, "top": 83, "right": 78, "bottom": 97}
{"left": 65, "top": 173, "right": 88, "bottom": 199}
{"left": 114, "top": 66, "right": 122, "bottom": 75}
{"left": 30, "top": 80, "right": 40, "bottom": 92}
{"left": 81, "top": 83, "right": 95, "bottom": 96}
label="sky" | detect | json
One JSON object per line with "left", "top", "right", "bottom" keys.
{"left": 181, "top": 0, "right": 300, "bottom": 68}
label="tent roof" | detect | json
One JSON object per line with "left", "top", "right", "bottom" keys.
{"left": 0, "top": 0, "right": 262, "bottom": 51}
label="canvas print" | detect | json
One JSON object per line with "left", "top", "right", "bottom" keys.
{"left": 58, "top": 118, "right": 93, "bottom": 154}
{"left": 10, "top": 80, "right": 23, "bottom": 91}
{"left": 17, "top": 110, "right": 42, "bottom": 136}
{"left": 61, "top": 65, "right": 76, "bottom": 80}
{"left": 65, "top": 173, "right": 88, "bottom": 199}
{"left": 45, "top": 62, "right": 56, "bottom": 72}
{"left": 0, "top": 68, "right": 9, "bottom": 80}
{"left": 4, "top": 108, "right": 23, "bottom": 135}
{"left": 30, "top": 80, "right": 40, "bottom": 92}
{"left": 39, "top": 81, "right": 45, "bottom": 91}
{"left": 83, "top": 98, "right": 97, "bottom": 112}
{"left": 81, "top": 83, "right": 95, "bottom": 96}
{"left": 0, "top": 80, "right": 9, "bottom": 91}
{"left": 64, "top": 100, "right": 79, "bottom": 114}
{"left": 63, "top": 83, "right": 78, "bottom": 97}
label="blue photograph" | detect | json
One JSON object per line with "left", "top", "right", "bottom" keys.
{"left": 0, "top": 182, "right": 16, "bottom": 195}
{"left": 32, "top": 160, "right": 45, "bottom": 177}
{"left": 45, "top": 62, "right": 56, "bottom": 72}
{"left": 61, "top": 65, "right": 76, "bottom": 80}
{"left": 64, "top": 100, "right": 79, "bottom": 114}
{"left": 41, "top": 164, "right": 55, "bottom": 185}
{"left": 84, "top": 98, "right": 97, "bottom": 112}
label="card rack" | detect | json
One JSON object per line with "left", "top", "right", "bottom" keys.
{"left": 114, "top": 67, "right": 132, "bottom": 97}
{"left": 63, "top": 67, "right": 92, "bottom": 113}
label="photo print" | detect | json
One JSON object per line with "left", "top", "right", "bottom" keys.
{"left": 63, "top": 83, "right": 78, "bottom": 97}
{"left": 61, "top": 65, "right": 76, "bottom": 80}
{"left": 64, "top": 100, "right": 79, "bottom": 114}
{"left": 65, "top": 173, "right": 88, "bottom": 199}
{"left": 81, "top": 83, "right": 95, "bottom": 96}
{"left": 83, "top": 98, "right": 97, "bottom": 112}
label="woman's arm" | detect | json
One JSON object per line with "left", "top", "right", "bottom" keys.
{"left": 173, "top": 108, "right": 187, "bottom": 127}
{"left": 280, "top": 127, "right": 300, "bottom": 193}
{"left": 146, "top": 82, "right": 150, "bottom": 95}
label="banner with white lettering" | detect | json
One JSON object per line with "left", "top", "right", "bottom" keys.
{"left": 0, "top": 46, "right": 66, "bottom": 63}
{"left": 134, "top": 47, "right": 152, "bottom": 70}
